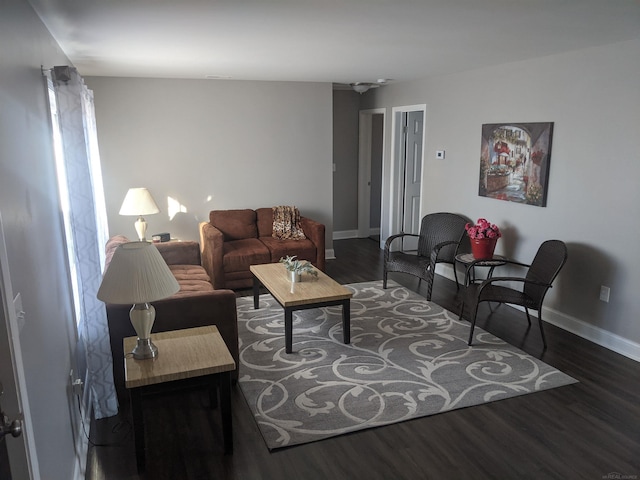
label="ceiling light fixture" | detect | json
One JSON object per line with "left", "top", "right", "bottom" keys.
{"left": 350, "top": 82, "right": 374, "bottom": 94}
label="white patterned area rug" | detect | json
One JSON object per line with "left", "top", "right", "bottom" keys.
{"left": 236, "top": 280, "right": 577, "bottom": 450}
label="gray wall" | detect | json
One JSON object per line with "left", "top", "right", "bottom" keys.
{"left": 332, "top": 90, "right": 360, "bottom": 234}
{"left": 86, "top": 77, "right": 334, "bottom": 248}
{"left": 362, "top": 39, "right": 640, "bottom": 357}
{"left": 0, "top": 0, "right": 83, "bottom": 478}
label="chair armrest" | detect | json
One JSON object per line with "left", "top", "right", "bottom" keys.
{"left": 300, "top": 216, "right": 326, "bottom": 271}
{"left": 429, "top": 239, "right": 459, "bottom": 271}
{"left": 430, "top": 240, "right": 459, "bottom": 260}
{"left": 199, "top": 221, "right": 226, "bottom": 289}
{"left": 476, "top": 275, "right": 552, "bottom": 294}
{"left": 384, "top": 233, "right": 419, "bottom": 263}
{"left": 384, "top": 233, "right": 419, "bottom": 251}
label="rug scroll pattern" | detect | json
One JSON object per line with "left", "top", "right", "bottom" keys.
{"left": 236, "top": 281, "right": 576, "bottom": 449}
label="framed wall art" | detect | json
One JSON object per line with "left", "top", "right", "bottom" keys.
{"left": 479, "top": 122, "right": 554, "bottom": 207}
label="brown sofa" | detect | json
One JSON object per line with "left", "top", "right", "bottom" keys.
{"left": 103, "top": 235, "right": 239, "bottom": 404}
{"left": 199, "top": 208, "right": 325, "bottom": 290}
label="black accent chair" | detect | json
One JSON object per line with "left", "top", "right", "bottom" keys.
{"left": 383, "top": 212, "right": 469, "bottom": 301}
{"left": 459, "top": 239, "right": 568, "bottom": 348}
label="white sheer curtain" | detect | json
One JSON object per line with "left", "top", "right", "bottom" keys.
{"left": 45, "top": 66, "right": 118, "bottom": 418}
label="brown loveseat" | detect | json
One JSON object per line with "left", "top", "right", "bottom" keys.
{"left": 199, "top": 208, "right": 325, "bottom": 290}
{"left": 103, "top": 235, "right": 239, "bottom": 404}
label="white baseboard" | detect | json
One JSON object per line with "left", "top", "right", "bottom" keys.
{"left": 437, "top": 264, "right": 640, "bottom": 363}
{"left": 326, "top": 249, "right": 336, "bottom": 260}
{"left": 542, "top": 306, "right": 640, "bottom": 362}
{"left": 333, "top": 230, "right": 359, "bottom": 240}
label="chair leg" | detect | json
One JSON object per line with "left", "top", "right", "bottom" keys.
{"left": 537, "top": 312, "right": 548, "bottom": 349}
{"left": 383, "top": 268, "right": 388, "bottom": 289}
{"left": 524, "top": 307, "right": 532, "bottom": 326}
{"left": 425, "top": 270, "right": 434, "bottom": 301}
{"left": 453, "top": 265, "right": 460, "bottom": 291}
{"left": 468, "top": 306, "right": 479, "bottom": 345}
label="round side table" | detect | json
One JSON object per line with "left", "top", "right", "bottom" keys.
{"left": 455, "top": 253, "right": 507, "bottom": 286}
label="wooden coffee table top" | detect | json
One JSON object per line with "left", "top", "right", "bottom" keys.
{"left": 250, "top": 263, "right": 352, "bottom": 308}
{"left": 124, "top": 325, "right": 236, "bottom": 389}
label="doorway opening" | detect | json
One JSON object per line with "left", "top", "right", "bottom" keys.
{"left": 357, "top": 109, "right": 386, "bottom": 243}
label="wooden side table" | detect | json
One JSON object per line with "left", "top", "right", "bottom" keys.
{"left": 124, "top": 325, "right": 236, "bottom": 473}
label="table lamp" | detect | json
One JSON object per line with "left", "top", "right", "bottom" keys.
{"left": 97, "top": 241, "right": 179, "bottom": 359}
{"left": 119, "top": 187, "right": 160, "bottom": 241}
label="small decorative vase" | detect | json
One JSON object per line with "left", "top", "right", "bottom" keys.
{"left": 290, "top": 271, "right": 302, "bottom": 283}
{"left": 470, "top": 238, "right": 498, "bottom": 260}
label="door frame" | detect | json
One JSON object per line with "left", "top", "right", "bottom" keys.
{"left": 386, "top": 104, "right": 427, "bottom": 245}
{"left": 0, "top": 213, "right": 39, "bottom": 479}
{"left": 357, "top": 108, "right": 386, "bottom": 240}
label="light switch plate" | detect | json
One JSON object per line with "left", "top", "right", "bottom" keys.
{"left": 13, "top": 292, "right": 25, "bottom": 332}
{"left": 436, "top": 150, "right": 445, "bottom": 159}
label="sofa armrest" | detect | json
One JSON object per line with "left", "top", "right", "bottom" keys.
{"left": 300, "top": 216, "right": 326, "bottom": 271}
{"left": 199, "top": 221, "right": 226, "bottom": 289}
{"left": 155, "top": 241, "right": 201, "bottom": 265}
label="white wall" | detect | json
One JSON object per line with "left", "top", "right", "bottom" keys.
{"left": 86, "top": 77, "right": 334, "bottom": 246}
{"left": 0, "top": 0, "right": 84, "bottom": 478}
{"left": 364, "top": 39, "right": 640, "bottom": 358}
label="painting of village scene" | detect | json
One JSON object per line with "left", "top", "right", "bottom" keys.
{"left": 479, "top": 122, "right": 554, "bottom": 207}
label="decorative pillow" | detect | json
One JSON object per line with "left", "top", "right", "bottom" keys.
{"left": 272, "top": 206, "right": 306, "bottom": 240}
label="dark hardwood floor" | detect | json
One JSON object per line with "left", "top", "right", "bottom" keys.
{"left": 86, "top": 238, "right": 640, "bottom": 480}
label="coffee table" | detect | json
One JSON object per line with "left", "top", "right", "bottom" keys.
{"left": 250, "top": 263, "right": 353, "bottom": 354}
{"left": 124, "top": 325, "right": 236, "bottom": 473}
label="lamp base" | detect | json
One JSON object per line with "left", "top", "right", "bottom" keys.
{"left": 132, "top": 337, "right": 158, "bottom": 360}
{"left": 134, "top": 216, "right": 148, "bottom": 241}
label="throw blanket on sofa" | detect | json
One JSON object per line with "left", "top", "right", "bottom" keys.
{"left": 272, "top": 205, "right": 306, "bottom": 240}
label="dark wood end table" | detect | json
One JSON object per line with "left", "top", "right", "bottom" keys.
{"left": 124, "top": 325, "right": 236, "bottom": 473}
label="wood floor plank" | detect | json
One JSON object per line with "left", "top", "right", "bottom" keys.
{"left": 86, "top": 238, "right": 640, "bottom": 480}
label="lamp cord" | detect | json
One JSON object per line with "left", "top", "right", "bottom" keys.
{"left": 74, "top": 389, "right": 131, "bottom": 447}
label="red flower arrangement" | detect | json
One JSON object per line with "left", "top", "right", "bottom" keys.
{"left": 465, "top": 218, "right": 501, "bottom": 240}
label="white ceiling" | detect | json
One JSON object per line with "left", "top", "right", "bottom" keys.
{"left": 28, "top": 0, "right": 640, "bottom": 85}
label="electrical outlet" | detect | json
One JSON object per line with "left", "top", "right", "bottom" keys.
{"left": 69, "top": 369, "right": 83, "bottom": 396}
{"left": 72, "top": 379, "right": 83, "bottom": 396}
{"left": 599, "top": 285, "right": 610, "bottom": 303}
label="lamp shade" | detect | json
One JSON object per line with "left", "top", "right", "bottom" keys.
{"left": 97, "top": 241, "right": 179, "bottom": 305}
{"left": 119, "top": 188, "right": 160, "bottom": 216}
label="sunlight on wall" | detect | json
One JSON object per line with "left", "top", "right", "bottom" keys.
{"left": 167, "top": 196, "right": 187, "bottom": 220}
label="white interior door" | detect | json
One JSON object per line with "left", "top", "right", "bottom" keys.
{"left": 0, "top": 215, "right": 38, "bottom": 480}
{"left": 401, "top": 111, "right": 423, "bottom": 251}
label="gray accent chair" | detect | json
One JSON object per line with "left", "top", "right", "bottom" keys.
{"left": 383, "top": 212, "right": 469, "bottom": 300}
{"left": 459, "top": 239, "right": 568, "bottom": 348}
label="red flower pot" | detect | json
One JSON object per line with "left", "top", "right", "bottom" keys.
{"left": 470, "top": 238, "right": 498, "bottom": 259}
